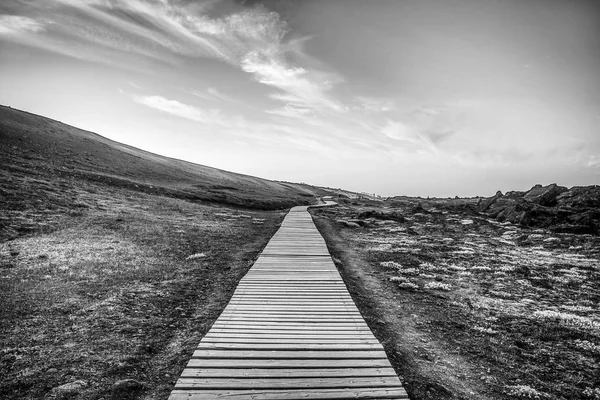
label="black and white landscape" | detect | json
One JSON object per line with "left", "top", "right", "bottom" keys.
{"left": 1, "top": 1, "right": 599, "bottom": 399}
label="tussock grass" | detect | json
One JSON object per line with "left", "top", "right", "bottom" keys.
{"left": 313, "top": 199, "right": 600, "bottom": 400}
{"left": 0, "top": 186, "right": 286, "bottom": 399}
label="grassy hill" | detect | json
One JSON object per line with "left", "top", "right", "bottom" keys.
{"left": 0, "top": 105, "right": 331, "bottom": 241}
{"left": 0, "top": 105, "right": 331, "bottom": 399}
{"left": 0, "top": 105, "right": 327, "bottom": 208}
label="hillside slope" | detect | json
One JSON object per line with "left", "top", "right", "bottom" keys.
{"left": 0, "top": 105, "right": 334, "bottom": 242}
{"left": 0, "top": 105, "right": 326, "bottom": 211}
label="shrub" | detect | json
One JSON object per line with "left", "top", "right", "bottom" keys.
{"left": 380, "top": 261, "right": 402, "bottom": 269}
{"left": 505, "top": 384, "right": 548, "bottom": 399}
{"left": 533, "top": 310, "right": 600, "bottom": 333}
{"left": 506, "top": 385, "right": 548, "bottom": 399}
{"left": 398, "top": 282, "right": 419, "bottom": 290}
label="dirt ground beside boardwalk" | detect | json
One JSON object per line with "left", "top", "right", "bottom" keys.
{"left": 311, "top": 199, "right": 600, "bottom": 400}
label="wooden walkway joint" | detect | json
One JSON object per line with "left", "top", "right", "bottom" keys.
{"left": 169, "top": 203, "right": 408, "bottom": 399}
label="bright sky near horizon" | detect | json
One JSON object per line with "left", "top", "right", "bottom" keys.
{"left": 1, "top": 0, "right": 599, "bottom": 197}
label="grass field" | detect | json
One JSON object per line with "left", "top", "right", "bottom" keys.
{"left": 0, "top": 182, "right": 287, "bottom": 399}
{"left": 312, "top": 199, "right": 600, "bottom": 400}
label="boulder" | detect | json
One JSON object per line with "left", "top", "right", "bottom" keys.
{"left": 52, "top": 380, "right": 87, "bottom": 396}
{"left": 110, "top": 379, "right": 144, "bottom": 399}
{"left": 479, "top": 190, "right": 503, "bottom": 211}
{"left": 357, "top": 209, "right": 405, "bottom": 222}
{"left": 337, "top": 219, "right": 361, "bottom": 228}
{"left": 476, "top": 185, "right": 600, "bottom": 235}
{"left": 556, "top": 185, "right": 600, "bottom": 209}
{"left": 523, "top": 183, "right": 567, "bottom": 206}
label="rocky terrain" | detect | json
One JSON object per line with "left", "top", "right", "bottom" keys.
{"left": 312, "top": 191, "right": 600, "bottom": 400}
{"left": 477, "top": 184, "right": 600, "bottom": 235}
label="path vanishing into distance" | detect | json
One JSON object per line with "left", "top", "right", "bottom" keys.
{"left": 169, "top": 202, "right": 408, "bottom": 399}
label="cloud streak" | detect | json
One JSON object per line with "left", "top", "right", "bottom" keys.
{"left": 1, "top": 0, "right": 346, "bottom": 117}
{"left": 0, "top": 15, "right": 45, "bottom": 34}
{"left": 132, "top": 94, "right": 228, "bottom": 126}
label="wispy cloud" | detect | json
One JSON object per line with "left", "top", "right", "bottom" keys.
{"left": 132, "top": 94, "right": 229, "bottom": 126}
{"left": 0, "top": 15, "right": 45, "bottom": 34}
{"left": 265, "top": 104, "right": 314, "bottom": 119}
{"left": 192, "top": 87, "right": 239, "bottom": 103}
{"left": 354, "top": 96, "right": 395, "bottom": 113}
{"left": 242, "top": 52, "right": 343, "bottom": 112}
{"left": 2, "top": 0, "right": 345, "bottom": 117}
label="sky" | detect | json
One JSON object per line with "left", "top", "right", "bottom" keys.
{"left": 0, "top": 0, "right": 599, "bottom": 197}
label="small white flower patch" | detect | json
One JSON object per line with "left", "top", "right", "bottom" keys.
{"left": 505, "top": 384, "right": 548, "bottom": 399}
{"left": 460, "top": 219, "right": 473, "bottom": 225}
{"left": 448, "top": 264, "right": 465, "bottom": 271}
{"left": 472, "top": 326, "right": 496, "bottom": 334}
{"left": 398, "top": 282, "right": 419, "bottom": 290}
{"left": 574, "top": 339, "right": 600, "bottom": 354}
{"left": 380, "top": 261, "right": 402, "bottom": 269}
{"left": 424, "top": 281, "right": 451, "bottom": 291}
{"left": 398, "top": 268, "right": 419, "bottom": 275}
{"left": 186, "top": 253, "right": 207, "bottom": 260}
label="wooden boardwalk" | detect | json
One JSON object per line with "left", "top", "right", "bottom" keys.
{"left": 169, "top": 204, "right": 408, "bottom": 399}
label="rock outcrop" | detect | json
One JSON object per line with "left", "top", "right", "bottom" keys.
{"left": 478, "top": 184, "right": 600, "bottom": 235}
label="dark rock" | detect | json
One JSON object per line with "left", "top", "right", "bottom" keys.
{"left": 479, "top": 190, "right": 503, "bottom": 211}
{"left": 337, "top": 219, "right": 360, "bottom": 228}
{"left": 110, "top": 379, "right": 144, "bottom": 399}
{"left": 552, "top": 224, "right": 595, "bottom": 235}
{"left": 412, "top": 204, "right": 429, "bottom": 214}
{"left": 478, "top": 184, "right": 600, "bottom": 235}
{"left": 346, "top": 218, "right": 366, "bottom": 226}
{"left": 52, "top": 380, "right": 87, "bottom": 395}
{"left": 523, "top": 183, "right": 567, "bottom": 206}
{"left": 357, "top": 209, "right": 405, "bottom": 222}
{"left": 556, "top": 185, "right": 600, "bottom": 209}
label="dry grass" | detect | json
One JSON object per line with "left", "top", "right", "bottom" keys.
{"left": 0, "top": 186, "right": 285, "bottom": 399}
{"left": 313, "top": 200, "right": 600, "bottom": 400}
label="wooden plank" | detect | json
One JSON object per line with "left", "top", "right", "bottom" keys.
{"left": 210, "top": 326, "right": 371, "bottom": 332}
{"left": 178, "top": 367, "right": 396, "bottom": 378}
{"left": 206, "top": 329, "right": 377, "bottom": 337}
{"left": 217, "top": 317, "right": 365, "bottom": 322}
{"left": 174, "top": 376, "right": 401, "bottom": 389}
{"left": 218, "top": 310, "right": 362, "bottom": 316}
{"left": 224, "top": 302, "right": 356, "bottom": 306}
{"left": 200, "top": 338, "right": 380, "bottom": 344}
{"left": 184, "top": 358, "right": 393, "bottom": 369}
{"left": 227, "top": 301, "right": 355, "bottom": 305}
{"left": 212, "top": 323, "right": 370, "bottom": 328}
{"left": 197, "top": 343, "right": 383, "bottom": 350}
{"left": 219, "top": 311, "right": 362, "bottom": 316}
{"left": 169, "top": 388, "right": 408, "bottom": 399}
{"left": 203, "top": 332, "right": 378, "bottom": 340}
{"left": 234, "top": 287, "right": 348, "bottom": 291}
{"left": 192, "top": 350, "right": 387, "bottom": 359}
{"left": 213, "top": 318, "right": 368, "bottom": 324}
{"left": 232, "top": 293, "right": 349, "bottom": 296}
{"left": 222, "top": 308, "right": 360, "bottom": 313}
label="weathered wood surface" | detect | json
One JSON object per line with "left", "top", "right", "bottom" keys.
{"left": 169, "top": 204, "right": 408, "bottom": 399}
